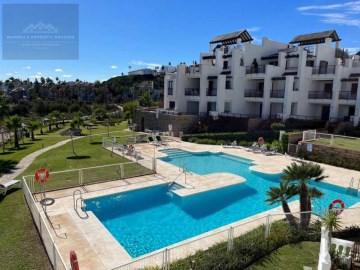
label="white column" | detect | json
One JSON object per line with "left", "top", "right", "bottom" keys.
{"left": 318, "top": 226, "right": 331, "bottom": 270}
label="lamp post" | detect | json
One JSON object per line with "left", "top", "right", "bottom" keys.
{"left": 87, "top": 126, "right": 92, "bottom": 143}
{"left": 70, "top": 131, "right": 77, "bottom": 156}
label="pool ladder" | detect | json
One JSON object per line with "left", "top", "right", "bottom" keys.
{"left": 348, "top": 177, "right": 360, "bottom": 195}
{"left": 73, "top": 189, "right": 89, "bottom": 219}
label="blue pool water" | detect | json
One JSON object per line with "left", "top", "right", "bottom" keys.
{"left": 85, "top": 149, "right": 360, "bottom": 258}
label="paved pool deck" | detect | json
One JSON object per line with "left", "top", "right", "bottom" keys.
{"left": 35, "top": 140, "right": 360, "bottom": 269}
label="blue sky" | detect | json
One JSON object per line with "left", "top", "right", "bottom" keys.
{"left": 0, "top": 0, "right": 359, "bottom": 82}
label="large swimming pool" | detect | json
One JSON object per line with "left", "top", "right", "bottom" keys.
{"left": 85, "top": 149, "right": 360, "bottom": 258}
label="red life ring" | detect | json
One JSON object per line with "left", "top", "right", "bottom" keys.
{"left": 328, "top": 199, "right": 345, "bottom": 216}
{"left": 258, "top": 137, "right": 265, "bottom": 145}
{"left": 70, "top": 250, "right": 79, "bottom": 270}
{"left": 34, "top": 168, "right": 50, "bottom": 184}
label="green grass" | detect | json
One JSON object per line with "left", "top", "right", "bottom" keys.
{"left": 313, "top": 136, "right": 360, "bottom": 151}
{"left": 0, "top": 121, "right": 149, "bottom": 269}
{"left": 247, "top": 241, "right": 320, "bottom": 270}
{"left": 0, "top": 189, "right": 51, "bottom": 270}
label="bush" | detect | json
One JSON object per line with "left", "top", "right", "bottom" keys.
{"left": 182, "top": 131, "right": 279, "bottom": 145}
{"left": 271, "top": 122, "right": 285, "bottom": 131}
{"left": 285, "top": 118, "right": 326, "bottom": 130}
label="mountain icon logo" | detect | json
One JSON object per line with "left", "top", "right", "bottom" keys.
{"left": 23, "top": 23, "right": 58, "bottom": 34}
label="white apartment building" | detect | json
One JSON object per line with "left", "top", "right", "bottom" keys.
{"left": 164, "top": 30, "right": 360, "bottom": 126}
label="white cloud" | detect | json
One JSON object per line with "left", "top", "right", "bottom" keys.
{"left": 62, "top": 74, "right": 72, "bottom": 78}
{"left": 112, "top": 75, "right": 117, "bottom": 78}
{"left": 346, "top": 47, "right": 360, "bottom": 54}
{"left": 131, "top": 60, "right": 161, "bottom": 69}
{"left": 298, "top": 1, "right": 360, "bottom": 12}
{"left": 247, "top": 26, "right": 261, "bottom": 32}
{"left": 29, "top": 75, "right": 41, "bottom": 79}
{"left": 37, "top": 72, "right": 43, "bottom": 75}
{"left": 54, "top": 68, "right": 63, "bottom": 72}
{"left": 298, "top": 2, "right": 360, "bottom": 27}
{"left": 22, "top": 66, "right": 31, "bottom": 69}
{"left": 6, "top": 73, "right": 12, "bottom": 76}
{"left": 110, "top": 65, "right": 118, "bottom": 69}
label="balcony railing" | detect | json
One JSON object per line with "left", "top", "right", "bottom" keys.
{"left": 167, "top": 88, "right": 173, "bottom": 96}
{"left": 285, "top": 66, "right": 298, "bottom": 71}
{"left": 206, "top": 88, "right": 217, "bottom": 96}
{"left": 185, "top": 88, "right": 200, "bottom": 96}
{"left": 339, "top": 91, "right": 357, "bottom": 100}
{"left": 220, "top": 112, "right": 260, "bottom": 118}
{"left": 185, "top": 65, "right": 201, "bottom": 75}
{"left": 289, "top": 115, "right": 321, "bottom": 120}
{"left": 245, "top": 65, "right": 266, "bottom": 74}
{"left": 270, "top": 90, "right": 285, "bottom": 98}
{"left": 312, "top": 65, "right": 336, "bottom": 75}
{"left": 244, "top": 89, "right": 264, "bottom": 98}
{"left": 308, "top": 91, "right": 332, "bottom": 99}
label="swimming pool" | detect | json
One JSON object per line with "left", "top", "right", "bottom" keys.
{"left": 85, "top": 149, "right": 360, "bottom": 258}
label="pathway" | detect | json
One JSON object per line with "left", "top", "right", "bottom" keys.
{"left": 0, "top": 137, "right": 81, "bottom": 184}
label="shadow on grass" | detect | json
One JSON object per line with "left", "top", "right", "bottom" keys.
{"left": 0, "top": 151, "right": 15, "bottom": 155}
{"left": 21, "top": 142, "right": 35, "bottom": 146}
{"left": 89, "top": 142, "right": 102, "bottom": 145}
{"left": 0, "top": 188, "right": 21, "bottom": 203}
{"left": 0, "top": 159, "right": 18, "bottom": 174}
{"left": 66, "top": 155, "right": 91, "bottom": 160}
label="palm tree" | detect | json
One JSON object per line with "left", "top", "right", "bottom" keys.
{"left": 281, "top": 162, "right": 327, "bottom": 228}
{"left": 0, "top": 96, "right": 10, "bottom": 125}
{"left": 27, "top": 121, "right": 41, "bottom": 140}
{"left": 321, "top": 210, "right": 342, "bottom": 248}
{"left": 266, "top": 182, "right": 298, "bottom": 227}
{"left": 5, "top": 115, "right": 22, "bottom": 149}
{"left": 70, "top": 114, "right": 84, "bottom": 129}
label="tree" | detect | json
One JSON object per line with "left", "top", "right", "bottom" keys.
{"left": 0, "top": 95, "right": 10, "bottom": 126}
{"left": 5, "top": 115, "right": 22, "bottom": 149}
{"left": 123, "top": 100, "right": 138, "bottom": 121}
{"left": 281, "top": 162, "right": 327, "bottom": 228}
{"left": 139, "top": 91, "right": 152, "bottom": 107}
{"left": 27, "top": 121, "right": 41, "bottom": 140}
{"left": 266, "top": 182, "right": 298, "bottom": 227}
{"left": 321, "top": 211, "right": 342, "bottom": 248}
{"left": 70, "top": 114, "right": 84, "bottom": 129}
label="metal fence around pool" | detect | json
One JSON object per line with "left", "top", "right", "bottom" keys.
{"left": 23, "top": 179, "right": 68, "bottom": 270}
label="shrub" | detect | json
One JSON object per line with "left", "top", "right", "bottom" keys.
{"left": 271, "top": 122, "right": 285, "bottom": 131}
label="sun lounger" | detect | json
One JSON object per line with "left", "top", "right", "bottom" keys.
{"left": 0, "top": 180, "right": 21, "bottom": 195}
{"left": 155, "top": 135, "right": 169, "bottom": 147}
{"left": 263, "top": 146, "right": 278, "bottom": 156}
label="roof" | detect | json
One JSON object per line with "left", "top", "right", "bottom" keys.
{"left": 210, "top": 30, "right": 253, "bottom": 45}
{"left": 290, "top": 30, "right": 341, "bottom": 45}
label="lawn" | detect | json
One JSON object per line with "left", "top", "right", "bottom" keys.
{"left": 0, "top": 121, "right": 147, "bottom": 270}
{"left": 0, "top": 189, "right": 51, "bottom": 270}
{"left": 313, "top": 136, "right": 360, "bottom": 151}
{"left": 247, "top": 241, "right": 320, "bottom": 270}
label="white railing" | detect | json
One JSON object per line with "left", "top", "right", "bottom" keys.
{"left": 111, "top": 208, "right": 355, "bottom": 270}
{"left": 302, "top": 130, "right": 360, "bottom": 147}
{"left": 23, "top": 161, "right": 155, "bottom": 193}
{"left": 22, "top": 179, "right": 68, "bottom": 270}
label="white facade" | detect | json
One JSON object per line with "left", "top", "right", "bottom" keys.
{"left": 164, "top": 30, "right": 360, "bottom": 126}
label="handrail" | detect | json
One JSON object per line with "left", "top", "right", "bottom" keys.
{"left": 73, "top": 189, "right": 89, "bottom": 219}
{"left": 350, "top": 177, "right": 354, "bottom": 188}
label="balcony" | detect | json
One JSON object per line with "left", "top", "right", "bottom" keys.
{"left": 206, "top": 88, "right": 217, "bottom": 96}
{"left": 167, "top": 88, "right": 173, "bottom": 96}
{"left": 308, "top": 91, "right": 332, "bottom": 99}
{"left": 339, "top": 91, "right": 357, "bottom": 100}
{"left": 185, "top": 88, "right": 200, "bottom": 96}
{"left": 244, "top": 89, "right": 264, "bottom": 98}
{"left": 245, "top": 65, "right": 266, "bottom": 74}
{"left": 185, "top": 65, "right": 201, "bottom": 75}
{"left": 312, "top": 65, "right": 336, "bottom": 75}
{"left": 270, "top": 90, "right": 285, "bottom": 98}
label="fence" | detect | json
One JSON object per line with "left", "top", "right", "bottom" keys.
{"left": 110, "top": 207, "right": 360, "bottom": 270}
{"left": 22, "top": 179, "right": 68, "bottom": 270}
{"left": 23, "top": 161, "right": 154, "bottom": 194}
{"left": 302, "top": 130, "right": 360, "bottom": 150}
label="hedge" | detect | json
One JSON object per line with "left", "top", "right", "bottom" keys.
{"left": 182, "top": 131, "right": 279, "bottom": 145}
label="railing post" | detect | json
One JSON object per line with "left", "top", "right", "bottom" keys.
{"left": 227, "top": 227, "right": 234, "bottom": 252}
{"left": 53, "top": 242, "right": 56, "bottom": 269}
{"left": 120, "top": 164, "right": 124, "bottom": 179}
{"left": 152, "top": 158, "right": 157, "bottom": 173}
{"left": 79, "top": 169, "right": 83, "bottom": 185}
{"left": 265, "top": 214, "right": 271, "bottom": 237}
{"left": 39, "top": 212, "right": 42, "bottom": 236}
{"left": 162, "top": 248, "right": 170, "bottom": 270}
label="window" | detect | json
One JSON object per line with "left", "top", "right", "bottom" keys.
{"left": 223, "top": 61, "right": 228, "bottom": 70}
{"left": 224, "top": 46, "right": 229, "bottom": 54}
{"left": 225, "top": 80, "right": 231, "bottom": 89}
{"left": 293, "top": 80, "right": 298, "bottom": 91}
{"left": 169, "top": 101, "right": 175, "bottom": 109}
{"left": 306, "top": 60, "right": 314, "bottom": 67}
{"left": 351, "top": 83, "right": 358, "bottom": 95}
{"left": 224, "top": 102, "right": 231, "bottom": 113}
{"left": 168, "top": 80, "right": 173, "bottom": 95}
{"left": 291, "top": 103, "right": 297, "bottom": 115}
